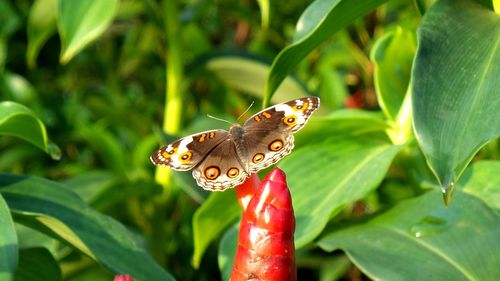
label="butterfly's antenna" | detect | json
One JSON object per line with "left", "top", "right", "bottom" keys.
{"left": 207, "top": 114, "right": 233, "bottom": 125}
{"left": 237, "top": 101, "right": 255, "bottom": 121}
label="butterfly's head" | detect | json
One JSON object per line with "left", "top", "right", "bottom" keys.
{"left": 229, "top": 123, "right": 244, "bottom": 137}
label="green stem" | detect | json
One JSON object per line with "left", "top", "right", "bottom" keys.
{"left": 387, "top": 86, "right": 413, "bottom": 145}
{"left": 154, "top": 0, "right": 184, "bottom": 189}
{"left": 151, "top": 0, "right": 184, "bottom": 264}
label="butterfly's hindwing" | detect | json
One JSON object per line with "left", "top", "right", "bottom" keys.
{"left": 150, "top": 129, "right": 228, "bottom": 171}
{"left": 192, "top": 140, "right": 249, "bottom": 191}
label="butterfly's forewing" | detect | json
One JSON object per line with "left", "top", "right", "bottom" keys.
{"left": 192, "top": 140, "right": 250, "bottom": 191}
{"left": 150, "top": 129, "right": 228, "bottom": 171}
{"left": 242, "top": 96, "right": 320, "bottom": 172}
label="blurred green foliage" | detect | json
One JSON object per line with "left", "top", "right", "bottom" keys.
{"left": 0, "top": 0, "right": 499, "bottom": 280}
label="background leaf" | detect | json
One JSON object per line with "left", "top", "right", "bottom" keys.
{"left": 318, "top": 180, "right": 500, "bottom": 280}
{"left": 26, "top": 0, "right": 57, "bottom": 68}
{"left": 371, "top": 27, "right": 416, "bottom": 121}
{"left": 264, "top": 0, "right": 389, "bottom": 105}
{"left": 460, "top": 160, "right": 500, "bottom": 209}
{"left": 412, "top": 0, "right": 500, "bottom": 193}
{"left": 58, "top": 0, "right": 119, "bottom": 64}
{"left": 199, "top": 53, "right": 308, "bottom": 106}
{"left": 0, "top": 101, "right": 48, "bottom": 154}
{"left": 192, "top": 190, "right": 240, "bottom": 268}
{"left": 280, "top": 135, "right": 402, "bottom": 247}
{"left": 0, "top": 194, "right": 17, "bottom": 281}
{"left": 0, "top": 174, "right": 175, "bottom": 281}
{"left": 218, "top": 224, "right": 239, "bottom": 281}
{"left": 14, "top": 247, "right": 61, "bottom": 281}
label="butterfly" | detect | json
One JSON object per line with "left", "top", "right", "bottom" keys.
{"left": 150, "top": 96, "right": 320, "bottom": 191}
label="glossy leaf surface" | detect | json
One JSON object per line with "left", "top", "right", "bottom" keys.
{"left": 0, "top": 101, "right": 48, "bottom": 154}
{"left": 280, "top": 135, "right": 402, "bottom": 247}
{"left": 412, "top": 0, "right": 500, "bottom": 193}
{"left": 318, "top": 166, "right": 500, "bottom": 281}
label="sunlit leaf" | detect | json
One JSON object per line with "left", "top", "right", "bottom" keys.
{"left": 371, "top": 27, "right": 415, "bottom": 121}
{"left": 412, "top": 0, "right": 500, "bottom": 200}
{"left": 58, "top": 0, "right": 119, "bottom": 64}
{"left": 0, "top": 174, "right": 175, "bottom": 281}
{"left": 199, "top": 53, "right": 308, "bottom": 106}
{"left": 26, "top": 0, "right": 57, "bottom": 68}
{"left": 0, "top": 101, "right": 48, "bottom": 154}
{"left": 280, "top": 135, "right": 402, "bottom": 247}
{"left": 192, "top": 190, "right": 240, "bottom": 268}
{"left": 265, "top": 0, "right": 389, "bottom": 106}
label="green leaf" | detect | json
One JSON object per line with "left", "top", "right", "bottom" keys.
{"left": 200, "top": 53, "right": 308, "bottom": 106}
{"left": 294, "top": 110, "right": 388, "bottom": 146}
{"left": 0, "top": 194, "right": 17, "bottom": 281}
{"left": 14, "top": 247, "right": 61, "bottom": 281}
{"left": 0, "top": 1, "right": 21, "bottom": 38}
{"left": 280, "top": 135, "right": 402, "bottom": 247}
{"left": 192, "top": 190, "right": 241, "bottom": 268}
{"left": 74, "top": 125, "right": 127, "bottom": 173}
{"left": 26, "top": 0, "right": 57, "bottom": 68}
{"left": 61, "top": 171, "right": 118, "bottom": 204}
{"left": 58, "top": 0, "right": 119, "bottom": 64}
{"left": 412, "top": 0, "right": 500, "bottom": 198}
{"left": 371, "top": 27, "right": 416, "bottom": 121}
{"left": 264, "top": 0, "right": 389, "bottom": 106}
{"left": 460, "top": 161, "right": 500, "bottom": 209}
{"left": 0, "top": 101, "right": 49, "bottom": 155}
{"left": 318, "top": 189, "right": 500, "bottom": 280}
{"left": 218, "top": 224, "right": 239, "bottom": 281}
{"left": 0, "top": 174, "right": 175, "bottom": 281}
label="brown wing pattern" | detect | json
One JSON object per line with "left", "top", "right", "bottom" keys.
{"left": 192, "top": 139, "right": 250, "bottom": 191}
{"left": 150, "top": 129, "right": 228, "bottom": 171}
{"left": 242, "top": 96, "right": 319, "bottom": 172}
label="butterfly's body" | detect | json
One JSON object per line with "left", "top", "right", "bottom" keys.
{"left": 151, "top": 96, "right": 319, "bottom": 191}
{"left": 229, "top": 124, "right": 250, "bottom": 172}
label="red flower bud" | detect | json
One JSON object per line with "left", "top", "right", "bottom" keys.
{"left": 231, "top": 168, "right": 296, "bottom": 281}
{"left": 113, "top": 274, "right": 135, "bottom": 281}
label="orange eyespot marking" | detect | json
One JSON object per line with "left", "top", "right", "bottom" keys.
{"left": 205, "top": 166, "right": 220, "bottom": 180}
{"left": 227, "top": 167, "right": 240, "bottom": 178}
{"left": 209, "top": 132, "right": 216, "bottom": 139}
{"left": 262, "top": 112, "right": 272, "bottom": 119}
{"left": 293, "top": 102, "right": 308, "bottom": 111}
{"left": 254, "top": 116, "right": 261, "bottom": 122}
{"left": 269, "top": 140, "right": 284, "bottom": 151}
{"left": 283, "top": 115, "right": 297, "bottom": 126}
{"left": 199, "top": 134, "right": 207, "bottom": 142}
{"left": 162, "top": 147, "right": 176, "bottom": 158}
{"left": 252, "top": 153, "right": 265, "bottom": 163}
{"left": 179, "top": 151, "right": 192, "bottom": 162}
